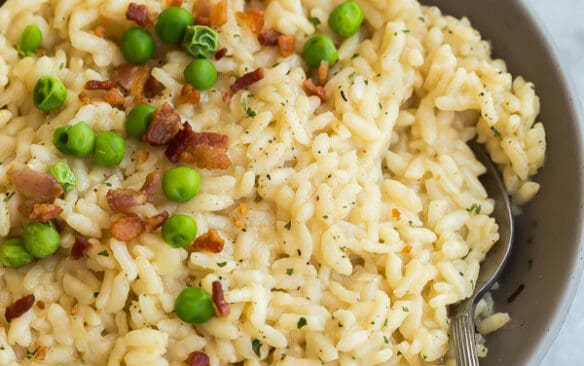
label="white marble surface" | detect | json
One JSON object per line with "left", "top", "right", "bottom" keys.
{"left": 527, "top": 0, "right": 584, "bottom": 364}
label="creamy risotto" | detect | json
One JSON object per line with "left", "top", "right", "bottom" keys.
{"left": 0, "top": 0, "right": 546, "bottom": 365}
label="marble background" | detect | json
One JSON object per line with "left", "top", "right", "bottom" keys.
{"left": 527, "top": 0, "right": 584, "bottom": 364}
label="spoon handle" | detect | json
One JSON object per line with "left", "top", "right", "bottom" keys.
{"left": 451, "top": 311, "right": 480, "bottom": 366}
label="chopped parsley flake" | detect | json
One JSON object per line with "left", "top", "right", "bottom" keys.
{"left": 286, "top": 268, "right": 294, "bottom": 276}
{"left": 217, "top": 262, "right": 227, "bottom": 267}
{"left": 402, "top": 306, "right": 409, "bottom": 312}
{"left": 491, "top": 126, "right": 503, "bottom": 140}
{"left": 97, "top": 250, "right": 109, "bottom": 256}
{"left": 340, "top": 90, "right": 348, "bottom": 102}
{"left": 252, "top": 339, "right": 262, "bottom": 357}
{"left": 297, "top": 316, "right": 307, "bottom": 329}
{"left": 466, "top": 203, "right": 482, "bottom": 214}
{"left": 284, "top": 221, "right": 292, "bottom": 230}
{"left": 93, "top": 291, "right": 100, "bottom": 298}
{"left": 59, "top": 62, "right": 64, "bottom": 70}
{"left": 242, "top": 96, "right": 257, "bottom": 118}
{"left": 309, "top": 17, "right": 321, "bottom": 26}
{"left": 384, "top": 336, "right": 389, "bottom": 344}
{"left": 322, "top": 215, "right": 328, "bottom": 219}
{"left": 3, "top": 191, "right": 15, "bottom": 202}
{"left": 339, "top": 246, "right": 347, "bottom": 252}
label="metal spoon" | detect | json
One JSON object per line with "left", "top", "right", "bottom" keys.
{"left": 450, "top": 141, "right": 514, "bottom": 366}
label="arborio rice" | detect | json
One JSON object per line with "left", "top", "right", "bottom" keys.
{"left": 0, "top": 0, "right": 546, "bottom": 365}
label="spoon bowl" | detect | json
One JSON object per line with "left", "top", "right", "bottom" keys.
{"left": 450, "top": 141, "right": 515, "bottom": 366}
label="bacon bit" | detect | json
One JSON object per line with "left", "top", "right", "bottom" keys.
{"left": 143, "top": 211, "right": 169, "bottom": 232}
{"left": 136, "top": 150, "right": 150, "bottom": 164}
{"left": 212, "top": 280, "right": 230, "bottom": 317}
{"left": 34, "top": 346, "right": 48, "bottom": 361}
{"left": 113, "top": 64, "right": 151, "bottom": 98}
{"left": 258, "top": 29, "right": 281, "bottom": 46}
{"left": 318, "top": 61, "right": 329, "bottom": 85}
{"left": 278, "top": 34, "right": 296, "bottom": 57}
{"left": 391, "top": 208, "right": 401, "bottom": 220}
{"left": 94, "top": 25, "right": 106, "bottom": 38}
{"left": 167, "top": 0, "right": 183, "bottom": 6}
{"left": 36, "top": 300, "right": 46, "bottom": 310}
{"left": 144, "top": 102, "right": 182, "bottom": 145}
{"left": 401, "top": 245, "right": 412, "bottom": 254}
{"left": 8, "top": 169, "right": 63, "bottom": 203}
{"left": 302, "top": 79, "right": 326, "bottom": 103}
{"left": 238, "top": 203, "right": 248, "bottom": 216}
{"left": 233, "top": 219, "right": 244, "bottom": 228}
{"left": 214, "top": 47, "right": 228, "bottom": 60}
{"left": 192, "top": 0, "right": 210, "bottom": 19}
{"left": 236, "top": 8, "right": 264, "bottom": 34}
{"left": 111, "top": 214, "right": 144, "bottom": 241}
{"left": 195, "top": 16, "right": 210, "bottom": 25}
{"left": 209, "top": 0, "right": 228, "bottom": 27}
{"left": 140, "top": 170, "right": 162, "bottom": 196}
{"left": 126, "top": 3, "right": 150, "bottom": 27}
{"left": 106, "top": 188, "right": 148, "bottom": 213}
{"left": 221, "top": 89, "right": 232, "bottom": 102}
{"left": 177, "top": 84, "right": 201, "bottom": 105}
{"left": 35, "top": 48, "right": 46, "bottom": 57}
{"left": 5, "top": 294, "right": 35, "bottom": 322}
{"left": 85, "top": 79, "right": 116, "bottom": 90}
{"left": 70, "top": 236, "right": 92, "bottom": 260}
{"left": 78, "top": 91, "right": 90, "bottom": 104}
{"left": 193, "top": 229, "right": 224, "bottom": 253}
{"left": 187, "top": 351, "right": 210, "bottom": 366}
{"left": 229, "top": 67, "right": 265, "bottom": 95}
{"left": 103, "top": 88, "right": 125, "bottom": 106}
{"left": 165, "top": 122, "right": 231, "bottom": 169}
{"left": 29, "top": 203, "right": 63, "bottom": 222}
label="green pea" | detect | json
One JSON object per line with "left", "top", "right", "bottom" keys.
{"left": 120, "top": 27, "right": 154, "bottom": 64}
{"left": 125, "top": 104, "right": 156, "bottom": 139}
{"left": 22, "top": 222, "right": 61, "bottom": 259}
{"left": 174, "top": 287, "right": 214, "bottom": 323}
{"left": 182, "top": 25, "right": 218, "bottom": 59}
{"left": 53, "top": 121, "right": 96, "bottom": 157}
{"left": 161, "top": 214, "right": 198, "bottom": 248}
{"left": 156, "top": 6, "right": 194, "bottom": 43}
{"left": 303, "top": 35, "right": 338, "bottom": 67}
{"left": 93, "top": 131, "right": 127, "bottom": 167}
{"left": 33, "top": 76, "right": 68, "bottom": 111}
{"left": 49, "top": 161, "right": 76, "bottom": 192}
{"left": 17, "top": 24, "right": 42, "bottom": 57}
{"left": 328, "top": 1, "right": 364, "bottom": 37}
{"left": 0, "top": 239, "right": 34, "bottom": 268}
{"left": 162, "top": 166, "right": 201, "bottom": 203}
{"left": 183, "top": 59, "right": 217, "bottom": 90}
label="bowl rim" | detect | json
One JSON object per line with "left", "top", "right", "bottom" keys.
{"left": 516, "top": 0, "right": 584, "bottom": 363}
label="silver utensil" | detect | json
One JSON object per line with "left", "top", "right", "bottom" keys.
{"left": 450, "top": 141, "right": 514, "bottom": 366}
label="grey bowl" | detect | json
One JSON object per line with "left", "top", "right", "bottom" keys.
{"left": 420, "top": 0, "right": 584, "bottom": 364}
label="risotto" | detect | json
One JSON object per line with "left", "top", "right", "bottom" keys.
{"left": 0, "top": 0, "right": 546, "bottom": 365}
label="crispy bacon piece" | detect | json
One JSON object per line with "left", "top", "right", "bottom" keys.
{"left": 70, "top": 236, "right": 92, "bottom": 260}
{"left": 187, "top": 351, "right": 210, "bottom": 366}
{"left": 167, "top": 0, "right": 183, "bottom": 6}
{"left": 113, "top": 64, "right": 151, "bottom": 98}
{"left": 209, "top": 0, "right": 227, "bottom": 26}
{"left": 236, "top": 8, "right": 264, "bottom": 34}
{"left": 212, "top": 280, "right": 230, "bottom": 317}
{"left": 165, "top": 122, "right": 231, "bottom": 169}
{"left": 126, "top": 3, "right": 150, "bottom": 27}
{"left": 214, "top": 47, "right": 228, "bottom": 60}
{"left": 85, "top": 80, "right": 116, "bottom": 90}
{"left": 144, "top": 102, "right": 182, "bottom": 145}
{"left": 8, "top": 169, "right": 63, "bottom": 203}
{"left": 140, "top": 170, "right": 162, "bottom": 196}
{"left": 278, "top": 34, "right": 295, "bottom": 57}
{"left": 103, "top": 88, "right": 125, "bottom": 106}
{"left": 258, "top": 29, "right": 281, "bottom": 46}
{"left": 111, "top": 214, "right": 144, "bottom": 241}
{"left": 229, "top": 67, "right": 264, "bottom": 95}
{"left": 29, "top": 203, "right": 63, "bottom": 222}
{"left": 143, "top": 211, "right": 169, "bottom": 232}
{"left": 193, "top": 229, "right": 225, "bottom": 253}
{"left": 177, "top": 84, "right": 201, "bottom": 105}
{"left": 318, "top": 60, "right": 329, "bottom": 85}
{"left": 78, "top": 91, "right": 90, "bottom": 104}
{"left": 106, "top": 188, "right": 148, "bottom": 213}
{"left": 5, "top": 294, "right": 35, "bottom": 322}
{"left": 303, "top": 79, "right": 326, "bottom": 103}
{"left": 36, "top": 300, "right": 46, "bottom": 310}
{"left": 145, "top": 74, "right": 164, "bottom": 99}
